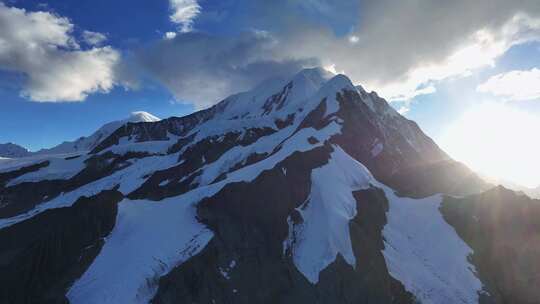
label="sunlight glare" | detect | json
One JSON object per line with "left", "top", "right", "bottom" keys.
{"left": 440, "top": 103, "right": 540, "bottom": 188}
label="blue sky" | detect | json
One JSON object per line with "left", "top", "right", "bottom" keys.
{"left": 0, "top": 0, "right": 195, "bottom": 150}
{"left": 1, "top": 0, "right": 540, "bottom": 186}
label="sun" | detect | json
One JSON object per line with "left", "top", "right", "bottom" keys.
{"left": 440, "top": 102, "right": 540, "bottom": 189}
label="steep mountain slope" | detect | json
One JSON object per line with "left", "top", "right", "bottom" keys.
{"left": 0, "top": 111, "right": 160, "bottom": 161}
{"left": 0, "top": 142, "right": 30, "bottom": 158}
{"left": 442, "top": 186, "right": 540, "bottom": 304}
{"left": 0, "top": 68, "right": 535, "bottom": 304}
{"left": 34, "top": 111, "right": 160, "bottom": 156}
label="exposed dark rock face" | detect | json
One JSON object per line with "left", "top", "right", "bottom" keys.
{"left": 388, "top": 159, "right": 489, "bottom": 198}
{"left": 0, "top": 190, "right": 122, "bottom": 304}
{"left": 152, "top": 147, "right": 331, "bottom": 304}
{"left": 152, "top": 146, "right": 413, "bottom": 304}
{"left": 332, "top": 89, "right": 488, "bottom": 197}
{"left": 0, "top": 179, "right": 66, "bottom": 218}
{"left": 262, "top": 81, "right": 293, "bottom": 115}
{"left": 128, "top": 128, "right": 276, "bottom": 201}
{"left": 0, "top": 161, "right": 49, "bottom": 187}
{"left": 441, "top": 186, "right": 540, "bottom": 304}
{"left": 347, "top": 188, "right": 415, "bottom": 303}
{"left": 91, "top": 100, "right": 229, "bottom": 154}
{"left": 66, "top": 151, "right": 152, "bottom": 192}
{"left": 0, "top": 152, "right": 149, "bottom": 218}
{"left": 275, "top": 113, "right": 295, "bottom": 129}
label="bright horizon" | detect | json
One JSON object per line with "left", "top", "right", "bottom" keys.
{"left": 441, "top": 102, "right": 540, "bottom": 189}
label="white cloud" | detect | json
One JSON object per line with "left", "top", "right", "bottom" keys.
{"left": 0, "top": 3, "right": 120, "bottom": 102}
{"left": 477, "top": 68, "right": 540, "bottom": 100}
{"left": 348, "top": 35, "right": 359, "bottom": 44}
{"left": 130, "top": 0, "right": 540, "bottom": 108}
{"left": 324, "top": 12, "right": 540, "bottom": 102}
{"left": 21, "top": 47, "right": 119, "bottom": 101}
{"left": 170, "top": 1, "right": 540, "bottom": 105}
{"left": 164, "top": 31, "right": 177, "bottom": 39}
{"left": 169, "top": 0, "right": 201, "bottom": 33}
{"left": 82, "top": 30, "right": 107, "bottom": 46}
{"left": 376, "top": 14, "right": 540, "bottom": 101}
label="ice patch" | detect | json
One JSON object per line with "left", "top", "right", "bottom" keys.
{"left": 379, "top": 183, "right": 483, "bottom": 304}
{"left": 67, "top": 196, "right": 213, "bottom": 303}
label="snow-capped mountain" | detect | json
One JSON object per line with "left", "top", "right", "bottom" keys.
{"left": 0, "top": 142, "right": 30, "bottom": 158}
{"left": 0, "top": 68, "right": 538, "bottom": 304}
{"left": 34, "top": 111, "right": 160, "bottom": 156}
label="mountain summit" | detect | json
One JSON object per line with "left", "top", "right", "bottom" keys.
{"left": 32, "top": 111, "right": 161, "bottom": 156}
{"left": 0, "top": 142, "right": 30, "bottom": 158}
{"left": 0, "top": 68, "right": 538, "bottom": 304}
{"left": 0, "top": 111, "right": 160, "bottom": 159}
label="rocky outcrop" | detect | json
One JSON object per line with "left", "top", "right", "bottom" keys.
{"left": 0, "top": 152, "right": 148, "bottom": 218}
{"left": 332, "top": 89, "right": 487, "bottom": 197}
{"left": 0, "top": 190, "right": 122, "bottom": 303}
{"left": 441, "top": 186, "right": 540, "bottom": 304}
{"left": 152, "top": 146, "right": 413, "bottom": 304}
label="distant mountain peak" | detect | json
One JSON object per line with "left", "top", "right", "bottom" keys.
{"left": 32, "top": 111, "right": 161, "bottom": 156}
{"left": 0, "top": 142, "right": 30, "bottom": 158}
{"left": 128, "top": 111, "right": 160, "bottom": 123}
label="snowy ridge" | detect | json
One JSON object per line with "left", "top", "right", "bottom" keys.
{"left": 284, "top": 146, "right": 373, "bottom": 283}
{"left": 216, "top": 67, "right": 334, "bottom": 121}
{"left": 34, "top": 111, "right": 160, "bottom": 156}
{"left": 380, "top": 182, "right": 484, "bottom": 304}
{"left": 283, "top": 146, "right": 483, "bottom": 303}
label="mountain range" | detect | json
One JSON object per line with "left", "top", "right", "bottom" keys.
{"left": 0, "top": 111, "right": 160, "bottom": 158}
{"left": 0, "top": 68, "right": 539, "bottom": 304}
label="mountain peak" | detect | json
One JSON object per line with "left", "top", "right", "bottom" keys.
{"left": 293, "top": 67, "right": 335, "bottom": 83}
{"left": 320, "top": 73, "right": 355, "bottom": 92}
{"left": 128, "top": 111, "right": 160, "bottom": 123}
{"left": 30, "top": 111, "right": 161, "bottom": 156}
{"left": 0, "top": 142, "right": 30, "bottom": 158}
